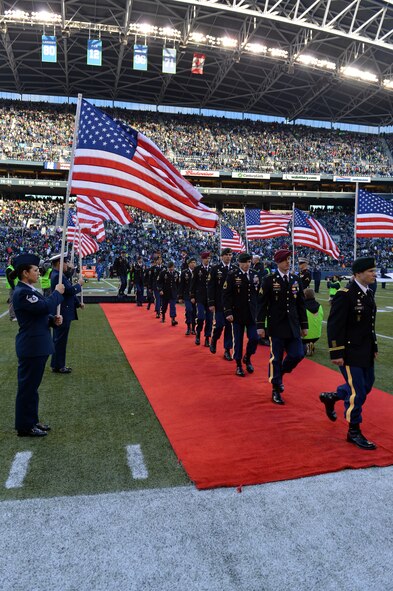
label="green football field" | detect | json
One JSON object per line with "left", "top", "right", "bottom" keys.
{"left": 1, "top": 277, "right": 392, "bottom": 502}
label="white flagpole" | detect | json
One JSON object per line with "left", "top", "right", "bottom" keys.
{"left": 243, "top": 206, "right": 249, "bottom": 253}
{"left": 354, "top": 182, "right": 359, "bottom": 259}
{"left": 218, "top": 214, "right": 222, "bottom": 253}
{"left": 57, "top": 93, "right": 83, "bottom": 314}
{"left": 291, "top": 202, "right": 295, "bottom": 273}
{"left": 78, "top": 225, "right": 84, "bottom": 306}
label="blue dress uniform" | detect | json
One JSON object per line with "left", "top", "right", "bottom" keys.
{"left": 190, "top": 257, "right": 213, "bottom": 346}
{"left": 322, "top": 265, "right": 378, "bottom": 449}
{"left": 132, "top": 260, "right": 145, "bottom": 306}
{"left": 223, "top": 267, "right": 260, "bottom": 373}
{"left": 257, "top": 270, "right": 308, "bottom": 398}
{"left": 157, "top": 266, "right": 180, "bottom": 324}
{"left": 50, "top": 269, "right": 81, "bottom": 372}
{"left": 178, "top": 265, "right": 196, "bottom": 334}
{"left": 13, "top": 272, "right": 63, "bottom": 434}
{"left": 207, "top": 261, "right": 234, "bottom": 357}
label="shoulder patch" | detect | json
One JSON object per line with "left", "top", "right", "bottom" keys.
{"left": 26, "top": 294, "right": 39, "bottom": 303}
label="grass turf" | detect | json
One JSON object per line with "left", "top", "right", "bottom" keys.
{"left": 0, "top": 278, "right": 392, "bottom": 501}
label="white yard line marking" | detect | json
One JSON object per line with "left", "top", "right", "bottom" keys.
{"left": 126, "top": 444, "right": 148, "bottom": 480}
{"left": 5, "top": 451, "right": 33, "bottom": 489}
{"left": 0, "top": 310, "right": 10, "bottom": 319}
{"left": 321, "top": 320, "right": 392, "bottom": 340}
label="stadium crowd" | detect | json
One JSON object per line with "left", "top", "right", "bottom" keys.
{"left": 0, "top": 100, "right": 392, "bottom": 176}
{"left": 1, "top": 199, "right": 392, "bottom": 273}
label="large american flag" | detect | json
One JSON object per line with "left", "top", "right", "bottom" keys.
{"left": 245, "top": 208, "right": 291, "bottom": 240}
{"left": 221, "top": 225, "right": 246, "bottom": 252}
{"left": 70, "top": 100, "right": 218, "bottom": 233}
{"left": 66, "top": 209, "right": 99, "bottom": 257}
{"left": 293, "top": 208, "right": 340, "bottom": 260}
{"left": 76, "top": 195, "right": 133, "bottom": 242}
{"left": 356, "top": 189, "right": 393, "bottom": 237}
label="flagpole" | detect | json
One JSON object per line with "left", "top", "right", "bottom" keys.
{"left": 57, "top": 93, "right": 83, "bottom": 314}
{"left": 243, "top": 206, "right": 249, "bottom": 253}
{"left": 291, "top": 202, "right": 295, "bottom": 273}
{"left": 354, "top": 182, "right": 359, "bottom": 260}
{"left": 78, "top": 225, "right": 84, "bottom": 306}
{"left": 219, "top": 214, "right": 222, "bottom": 253}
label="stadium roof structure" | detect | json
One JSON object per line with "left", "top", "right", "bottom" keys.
{"left": 1, "top": 0, "right": 393, "bottom": 127}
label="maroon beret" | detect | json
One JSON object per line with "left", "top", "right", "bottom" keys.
{"left": 201, "top": 251, "right": 211, "bottom": 259}
{"left": 274, "top": 249, "right": 291, "bottom": 263}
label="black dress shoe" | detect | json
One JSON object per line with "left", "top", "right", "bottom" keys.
{"left": 155, "top": 312, "right": 160, "bottom": 318}
{"left": 347, "top": 429, "right": 377, "bottom": 450}
{"left": 209, "top": 342, "right": 217, "bottom": 354}
{"left": 223, "top": 349, "right": 233, "bottom": 361}
{"left": 243, "top": 356, "right": 254, "bottom": 374}
{"left": 171, "top": 319, "right": 178, "bottom": 326}
{"left": 52, "top": 367, "right": 72, "bottom": 374}
{"left": 236, "top": 365, "right": 245, "bottom": 377}
{"left": 204, "top": 337, "right": 210, "bottom": 347}
{"left": 36, "top": 422, "right": 51, "bottom": 431}
{"left": 185, "top": 328, "right": 191, "bottom": 335}
{"left": 18, "top": 426, "right": 47, "bottom": 437}
{"left": 319, "top": 392, "right": 338, "bottom": 421}
{"left": 272, "top": 388, "right": 285, "bottom": 405}
{"left": 195, "top": 334, "right": 201, "bottom": 345}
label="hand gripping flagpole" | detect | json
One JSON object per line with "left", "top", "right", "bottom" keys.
{"left": 354, "top": 182, "right": 359, "bottom": 260}
{"left": 57, "top": 93, "right": 83, "bottom": 315}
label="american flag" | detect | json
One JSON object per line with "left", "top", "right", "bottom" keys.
{"left": 71, "top": 100, "right": 218, "bottom": 233}
{"left": 293, "top": 208, "right": 340, "bottom": 260}
{"left": 356, "top": 189, "right": 393, "bottom": 237}
{"left": 66, "top": 209, "right": 99, "bottom": 257}
{"left": 76, "top": 195, "right": 133, "bottom": 242}
{"left": 221, "top": 225, "right": 246, "bottom": 252}
{"left": 245, "top": 208, "right": 291, "bottom": 240}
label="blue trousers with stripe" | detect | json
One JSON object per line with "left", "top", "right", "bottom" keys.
{"left": 153, "top": 288, "right": 161, "bottom": 314}
{"left": 233, "top": 322, "right": 258, "bottom": 362}
{"left": 337, "top": 365, "right": 375, "bottom": 424}
{"left": 184, "top": 299, "right": 196, "bottom": 325}
{"left": 268, "top": 336, "right": 304, "bottom": 386}
{"left": 212, "top": 310, "right": 233, "bottom": 350}
{"left": 196, "top": 303, "right": 213, "bottom": 337}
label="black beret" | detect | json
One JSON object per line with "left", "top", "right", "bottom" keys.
{"left": 14, "top": 254, "right": 40, "bottom": 269}
{"left": 238, "top": 252, "right": 252, "bottom": 263}
{"left": 352, "top": 257, "right": 376, "bottom": 274}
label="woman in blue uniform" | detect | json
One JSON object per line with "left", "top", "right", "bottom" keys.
{"left": 12, "top": 254, "right": 64, "bottom": 437}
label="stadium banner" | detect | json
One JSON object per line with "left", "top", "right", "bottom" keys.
{"left": 42, "top": 35, "right": 57, "bottom": 63}
{"left": 282, "top": 174, "right": 321, "bottom": 181}
{"left": 232, "top": 172, "right": 271, "bottom": 179}
{"left": 192, "top": 53, "right": 205, "bottom": 74}
{"left": 44, "top": 162, "right": 71, "bottom": 170}
{"left": 87, "top": 40, "right": 102, "bottom": 66}
{"left": 181, "top": 169, "right": 220, "bottom": 177}
{"left": 333, "top": 176, "right": 371, "bottom": 183}
{"left": 162, "top": 48, "right": 176, "bottom": 74}
{"left": 133, "top": 45, "right": 148, "bottom": 71}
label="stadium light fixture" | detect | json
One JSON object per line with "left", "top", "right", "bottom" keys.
{"left": 383, "top": 79, "right": 393, "bottom": 90}
{"left": 341, "top": 65, "right": 378, "bottom": 83}
{"left": 221, "top": 37, "right": 237, "bottom": 48}
{"left": 245, "top": 43, "right": 268, "bottom": 54}
{"left": 31, "top": 11, "right": 62, "bottom": 23}
{"left": 190, "top": 32, "right": 206, "bottom": 43}
{"left": 4, "top": 9, "right": 29, "bottom": 20}
{"left": 296, "top": 54, "right": 336, "bottom": 71}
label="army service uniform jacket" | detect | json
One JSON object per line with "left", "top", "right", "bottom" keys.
{"left": 327, "top": 281, "right": 377, "bottom": 367}
{"left": 300, "top": 268, "right": 312, "bottom": 290}
{"left": 257, "top": 272, "right": 308, "bottom": 339}
{"left": 207, "top": 262, "right": 234, "bottom": 311}
{"left": 223, "top": 268, "right": 260, "bottom": 325}
{"left": 157, "top": 269, "right": 180, "bottom": 299}
{"left": 190, "top": 264, "right": 210, "bottom": 306}
{"left": 178, "top": 268, "right": 194, "bottom": 301}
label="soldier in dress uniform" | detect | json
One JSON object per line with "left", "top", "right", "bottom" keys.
{"left": 178, "top": 257, "right": 197, "bottom": 335}
{"left": 298, "top": 257, "right": 312, "bottom": 290}
{"left": 12, "top": 254, "right": 65, "bottom": 437}
{"left": 223, "top": 252, "right": 260, "bottom": 377}
{"left": 149, "top": 254, "right": 165, "bottom": 319}
{"left": 257, "top": 248, "right": 308, "bottom": 404}
{"left": 157, "top": 261, "right": 180, "bottom": 325}
{"left": 132, "top": 256, "right": 145, "bottom": 306}
{"left": 320, "top": 257, "right": 378, "bottom": 450}
{"left": 113, "top": 250, "right": 130, "bottom": 298}
{"left": 144, "top": 265, "right": 154, "bottom": 310}
{"left": 190, "top": 252, "right": 213, "bottom": 347}
{"left": 208, "top": 247, "right": 235, "bottom": 361}
{"left": 50, "top": 254, "right": 84, "bottom": 374}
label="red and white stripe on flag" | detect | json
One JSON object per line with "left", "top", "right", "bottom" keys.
{"left": 191, "top": 53, "right": 205, "bottom": 75}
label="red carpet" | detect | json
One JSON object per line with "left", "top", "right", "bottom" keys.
{"left": 101, "top": 303, "right": 393, "bottom": 490}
